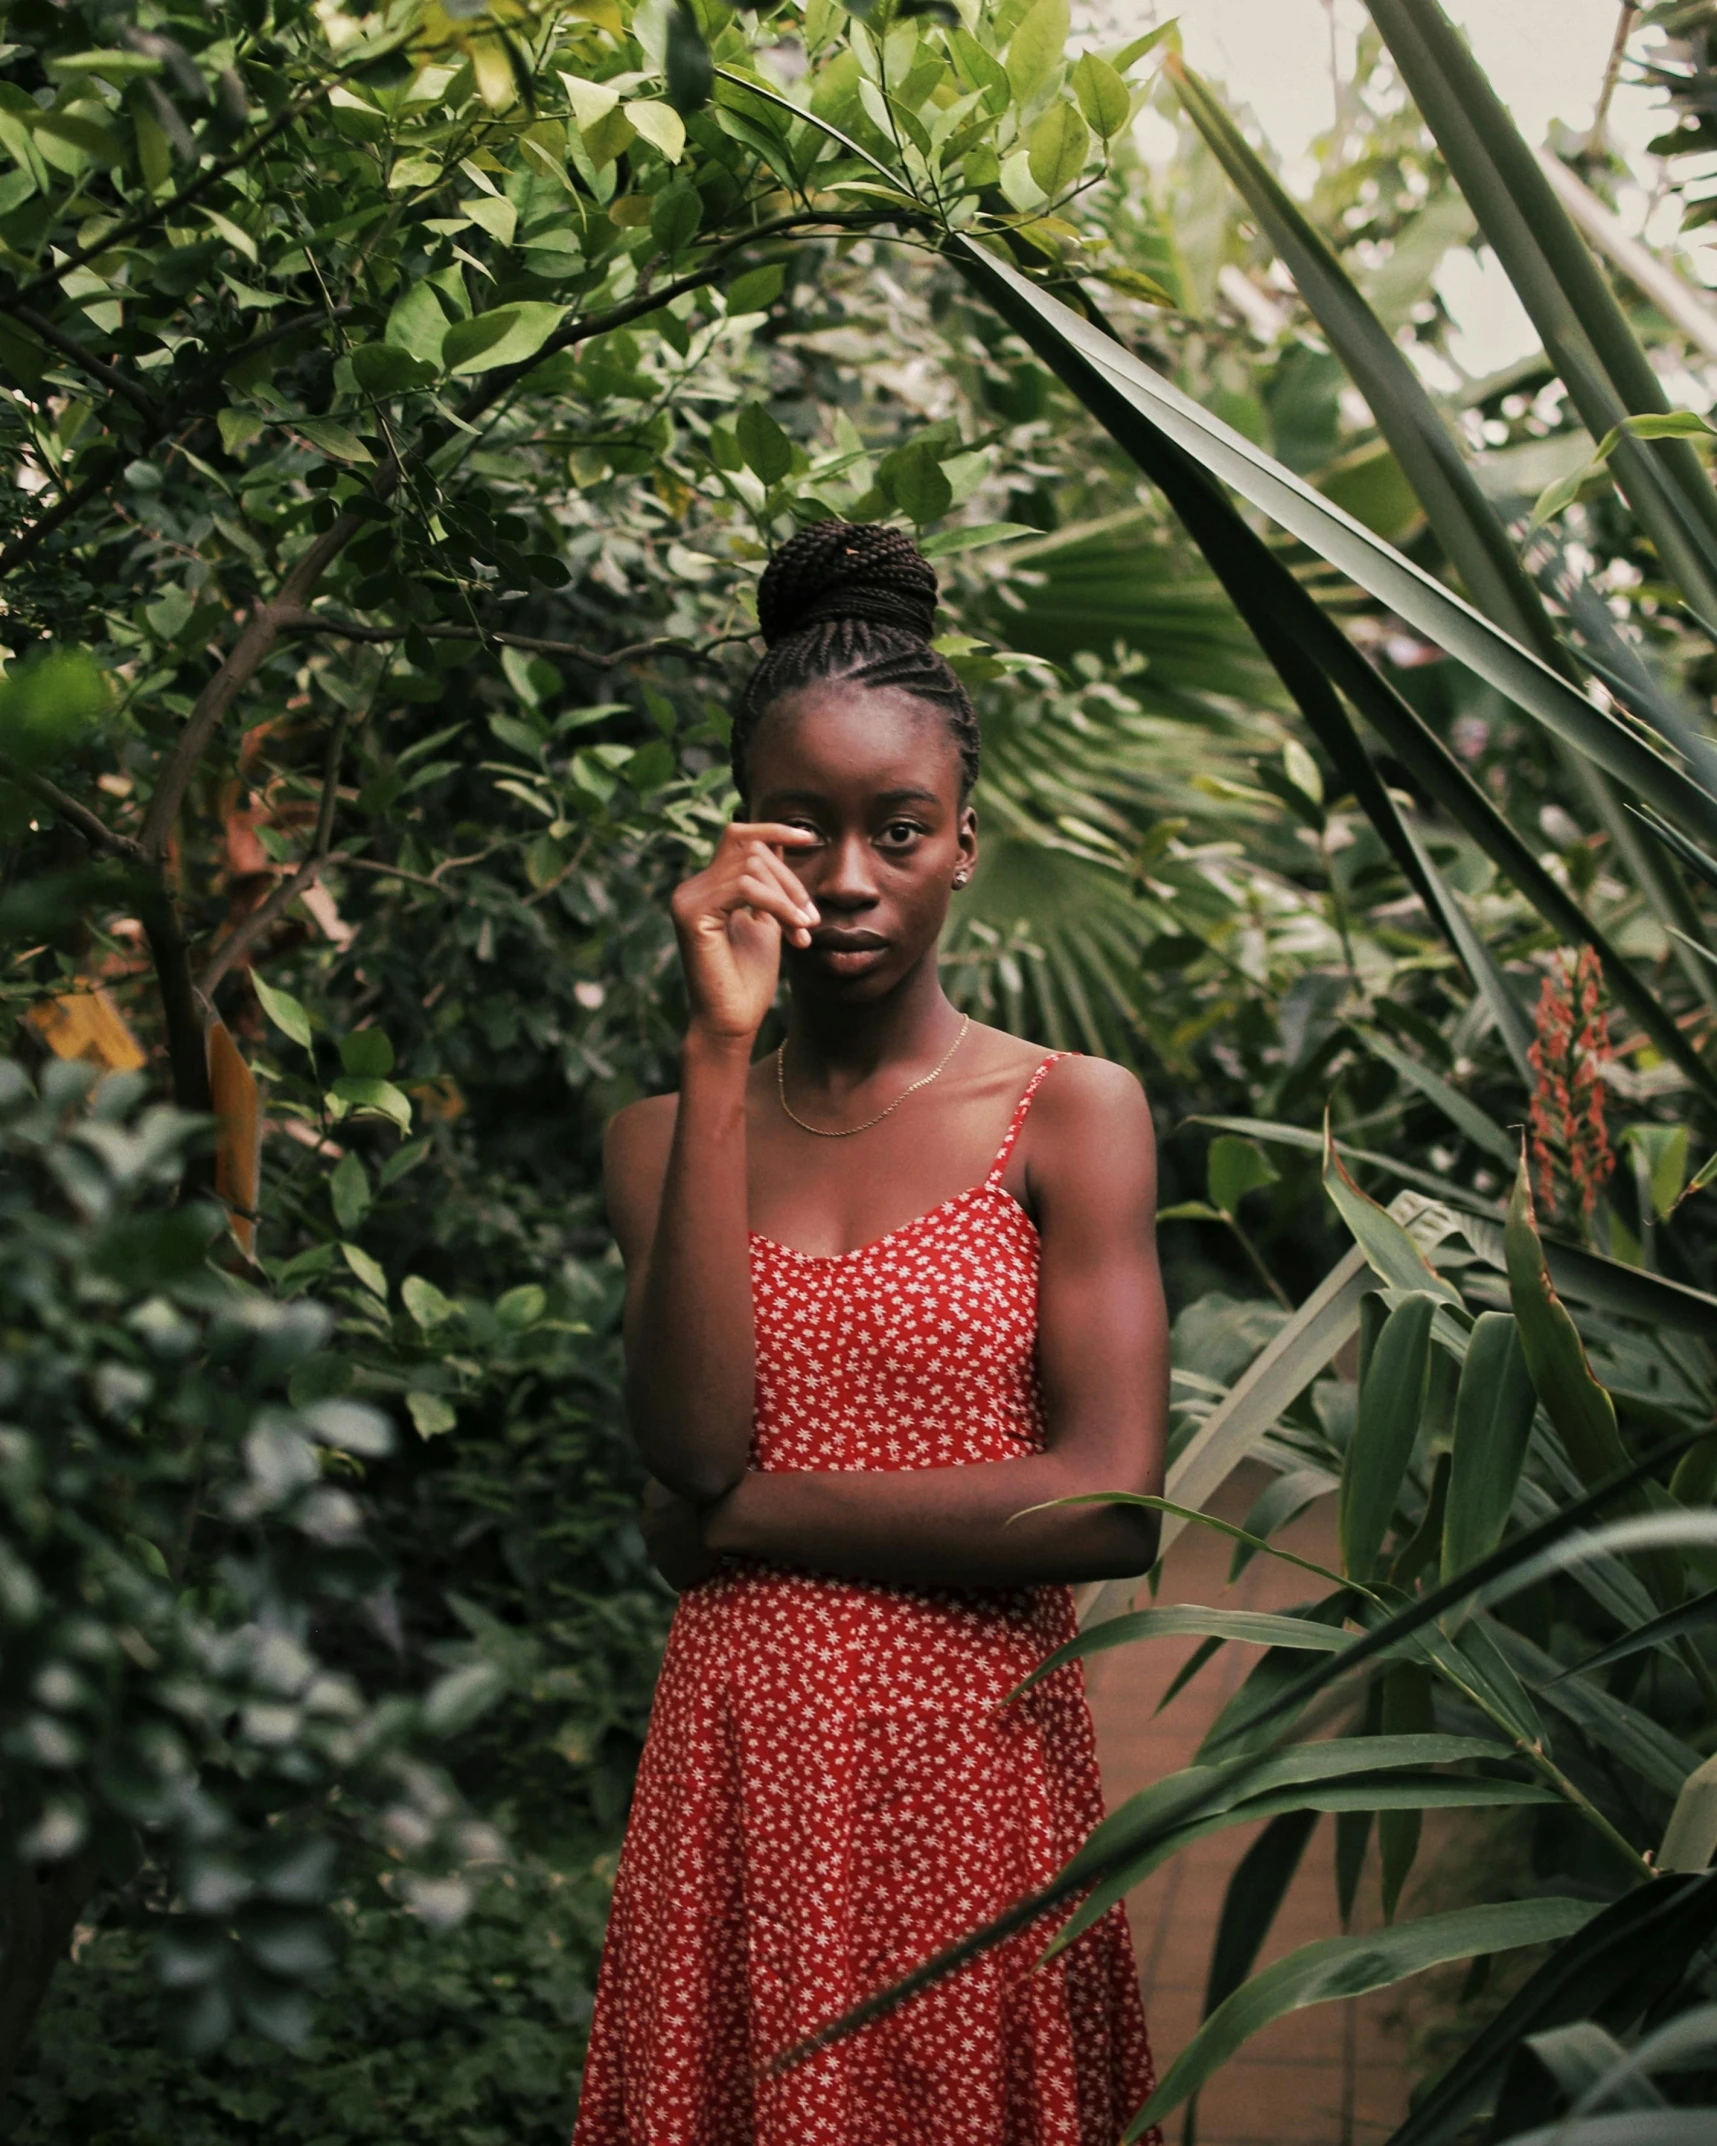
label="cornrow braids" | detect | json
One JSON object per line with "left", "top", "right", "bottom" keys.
{"left": 733, "top": 521, "right": 981, "bottom": 801}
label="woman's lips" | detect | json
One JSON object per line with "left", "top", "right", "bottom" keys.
{"left": 805, "top": 932, "right": 889, "bottom": 971}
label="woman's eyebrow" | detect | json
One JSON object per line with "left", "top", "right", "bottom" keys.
{"left": 874, "top": 787, "right": 943, "bottom": 809}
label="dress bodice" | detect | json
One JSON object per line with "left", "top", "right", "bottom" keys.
{"left": 746, "top": 1053, "right": 1066, "bottom": 1477}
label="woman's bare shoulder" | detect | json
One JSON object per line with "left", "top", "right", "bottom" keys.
{"left": 1023, "top": 1051, "right": 1155, "bottom": 1186}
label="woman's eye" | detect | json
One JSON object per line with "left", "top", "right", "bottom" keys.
{"left": 881, "top": 821, "right": 923, "bottom": 844}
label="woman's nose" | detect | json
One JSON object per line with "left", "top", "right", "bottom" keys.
{"left": 811, "top": 833, "right": 879, "bottom": 907}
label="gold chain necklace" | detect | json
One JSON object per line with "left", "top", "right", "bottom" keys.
{"left": 776, "top": 1015, "right": 971, "bottom": 1138}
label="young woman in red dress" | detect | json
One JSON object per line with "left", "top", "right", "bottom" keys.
{"left": 574, "top": 522, "right": 1168, "bottom": 2146}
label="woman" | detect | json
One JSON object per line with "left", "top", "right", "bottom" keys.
{"left": 575, "top": 522, "right": 1168, "bottom": 2146}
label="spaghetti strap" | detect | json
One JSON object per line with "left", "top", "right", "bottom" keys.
{"left": 986, "top": 1051, "right": 1073, "bottom": 1187}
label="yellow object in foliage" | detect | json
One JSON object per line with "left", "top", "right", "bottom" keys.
{"left": 207, "top": 1018, "right": 260, "bottom": 1261}
{"left": 24, "top": 987, "right": 146, "bottom": 1072}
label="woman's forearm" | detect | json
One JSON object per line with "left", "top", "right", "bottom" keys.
{"left": 627, "top": 1033, "right": 758, "bottom": 1503}
{"left": 703, "top": 1454, "right": 1161, "bottom": 1589}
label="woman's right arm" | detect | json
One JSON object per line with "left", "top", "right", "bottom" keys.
{"left": 602, "top": 823, "right": 818, "bottom": 1505}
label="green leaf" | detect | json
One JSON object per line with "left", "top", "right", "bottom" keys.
{"left": 423, "top": 1659, "right": 506, "bottom": 1734}
{"left": 406, "top": 1391, "right": 457, "bottom": 1439}
{"left": 1112, "top": 22, "right": 1181, "bottom": 73}
{"left": 328, "top": 1076, "right": 412, "bottom": 1131}
{"left": 1027, "top": 100, "right": 1090, "bottom": 198}
{"left": 1124, "top": 1899, "right": 1601, "bottom": 2137}
{"left": 1070, "top": 52, "right": 1131, "bottom": 140}
{"left": 1052, "top": 1769, "right": 1554, "bottom": 1961}
{"left": 1323, "top": 1128, "right": 1463, "bottom": 1306}
{"left": 352, "top": 343, "right": 437, "bottom": 396}
{"left": 249, "top": 972, "right": 312, "bottom": 1054}
{"left": 402, "top": 1274, "right": 459, "bottom": 1328}
{"left": 295, "top": 418, "right": 374, "bottom": 466}
{"left": 650, "top": 180, "right": 701, "bottom": 254}
{"left": 495, "top": 1283, "right": 546, "bottom": 1330}
{"left": 1547, "top": 1588, "right": 1717, "bottom": 1686}
{"left": 217, "top": 408, "right": 267, "bottom": 456}
{"left": 950, "top": 30, "right": 1011, "bottom": 117}
{"left": 1207, "top": 1133, "right": 1277, "bottom": 1216}
{"left": 1504, "top": 1152, "right": 1631, "bottom": 1495}
{"left": 1621, "top": 1124, "right": 1689, "bottom": 1221}
{"left": 1013, "top": 1603, "right": 1358, "bottom": 1699}
{"left": 339, "top": 1029, "right": 395, "bottom": 1077}
{"left": 1659, "top": 1752, "right": 1717, "bottom": 1875}
{"left": 879, "top": 438, "right": 953, "bottom": 524}
{"left": 735, "top": 403, "right": 793, "bottom": 485}
{"left": 1068, "top": 1494, "right": 1350, "bottom": 1593}
{"left": 624, "top": 98, "right": 686, "bottom": 164}
{"left": 918, "top": 521, "right": 1041, "bottom": 559}
{"left": 384, "top": 282, "right": 451, "bottom": 365}
{"left": 726, "top": 262, "right": 785, "bottom": 314}
{"left": 1442, "top": 1312, "right": 1537, "bottom": 1580}
{"left": 1158, "top": 1247, "right": 1372, "bottom": 1558}
{"left": 339, "top": 1242, "right": 388, "bottom": 1301}
{"left": 1007, "top": 0, "right": 1071, "bottom": 105}
{"left": 1340, "top": 1292, "right": 1436, "bottom": 1583}
{"left": 442, "top": 303, "right": 567, "bottom": 378}
{"left": 461, "top": 192, "right": 517, "bottom": 246}
{"left": 329, "top": 1153, "right": 370, "bottom": 1236}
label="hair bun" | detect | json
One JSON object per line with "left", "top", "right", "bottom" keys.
{"left": 756, "top": 521, "right": 940, "bottom": 648}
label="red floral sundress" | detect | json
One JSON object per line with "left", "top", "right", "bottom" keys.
{"left": 573, "top": 1054, "right": 1156, "bottom": 2145}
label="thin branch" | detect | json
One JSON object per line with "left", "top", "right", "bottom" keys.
{"left": 11, "top": 303, "right": 160, "bottom": 423}
{"left": 0, "top": 463, "right": 112, "bottom": 579}
{"left": 279, "top": 612, "right": 755, "bottom": 666}
{"left": 1591, "top": 1, "right": 1639, "bottom": 146}
{"left": 327, "top": 849, "right": 470, "bottom": 894}
{"left": 141, "top": 884, "right": 212, "bottom": 1119}
{"left": 197, "top": 851, "right": 326, "bottom": 998}
{"left": 0, "top": 752, "right": 142, "bottom": 858}
{"left": 211, "top": 302, "right": 354, "bottom": 376}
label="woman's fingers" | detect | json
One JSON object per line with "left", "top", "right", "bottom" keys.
{"left": 733, "top": 874, "right": 813, "bottom": 945}
{"left": 730, "top": 820, "right": 819, "bottom": 856}
{"left": 723, "top": 837, "right": 816, "bottom": 928}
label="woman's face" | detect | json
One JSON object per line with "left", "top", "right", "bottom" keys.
{"left": 744, "top": 678, "right": 977, "bottom": 1001}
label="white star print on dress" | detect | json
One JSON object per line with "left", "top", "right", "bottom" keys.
{"left": 573, "top": 1055, "right": 1158, "bottom": 2146}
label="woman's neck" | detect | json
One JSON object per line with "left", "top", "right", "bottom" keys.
{"left": 784, "top": 960, "right": 960, "bottom": 1092}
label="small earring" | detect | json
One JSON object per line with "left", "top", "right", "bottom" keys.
{"left": 952, "top": 871, "right": 970, "bottom": 889}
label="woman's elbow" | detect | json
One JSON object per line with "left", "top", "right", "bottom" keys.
{"left": 1078, "top": 1500, "right": 1161, "bottom": 1581}
{"left": 652, "top": 1456, "right": 746, "bottom": 1508}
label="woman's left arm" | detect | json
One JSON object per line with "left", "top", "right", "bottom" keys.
{"left": 700, "top": 1059, "right": 1168, "bottom": 1587}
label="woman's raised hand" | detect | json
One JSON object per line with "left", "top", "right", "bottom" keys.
{"left": 670, "top": 822, "right": 819, "bottom": 1042}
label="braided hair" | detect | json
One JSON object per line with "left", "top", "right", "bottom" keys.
{"left": 733, "top": 521, "right": 980, "bottom": 802}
